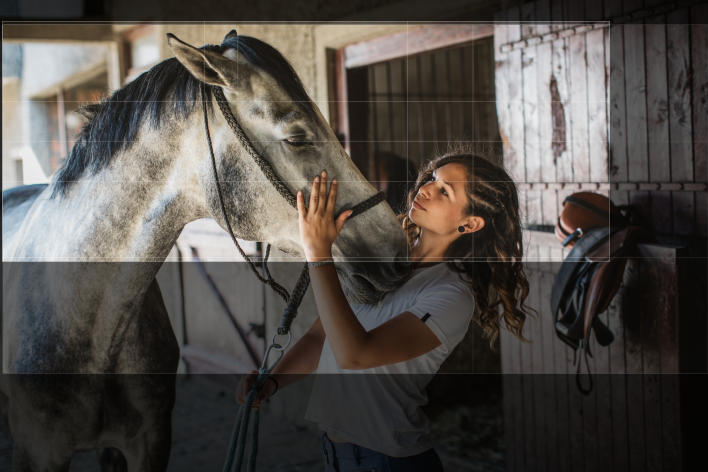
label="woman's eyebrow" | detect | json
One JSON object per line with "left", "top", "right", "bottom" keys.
{"left": 432, "top": 173, "right": 455, "bottom": 194}
{"left": 438, "top": 177, "right": 456, "bottom": 194}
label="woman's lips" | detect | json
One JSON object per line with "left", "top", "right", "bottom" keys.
{"left": 413, "top": 200, "right": 426, "bottom": 210}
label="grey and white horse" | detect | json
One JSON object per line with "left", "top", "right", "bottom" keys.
{"left": 1, "top": 31, "right": 410, "bottom": 470}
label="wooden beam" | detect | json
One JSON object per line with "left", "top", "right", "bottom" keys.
{"left": 343, "top": 24, "right": 493, "bottom": 69}
{"left": 2, "top": 24, "right": 114, "bottom": 43}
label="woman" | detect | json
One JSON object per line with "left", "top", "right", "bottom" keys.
{"left": 237, "top": 152, "right": 532, "bottom": 471}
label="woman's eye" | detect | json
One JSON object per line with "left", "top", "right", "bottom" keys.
{"left": 441, "top": 188, "right": 448, "bottom": 196}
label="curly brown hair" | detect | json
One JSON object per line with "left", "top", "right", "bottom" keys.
{"left": 399, "top": 152, "right": 535, "bottom": 350}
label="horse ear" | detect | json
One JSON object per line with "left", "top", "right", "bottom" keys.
{"left": 167, "top": 33, "right": 241, "bottom": 88}
{"left": 223, "top": 29, "right": 238, "bottom": 42}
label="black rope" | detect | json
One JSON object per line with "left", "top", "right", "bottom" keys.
{"left": 203, "top": 85, "right": 291, "bottom": 303}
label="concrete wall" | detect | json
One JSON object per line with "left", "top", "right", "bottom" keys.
{"left": 21, "top": 42, "right": 108, "bottom": 98}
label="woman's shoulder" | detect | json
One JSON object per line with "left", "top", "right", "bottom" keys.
{"left": 409, "top": 262, "right": 473, "bottom": 299}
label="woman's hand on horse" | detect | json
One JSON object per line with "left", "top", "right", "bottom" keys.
{"left": 296, "top": 170, "right": 353, "bottom": 261}
{"left": 235, "top": 370, "right": 276, "bottom": 409}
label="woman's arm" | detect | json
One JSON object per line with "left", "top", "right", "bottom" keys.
{"left": 297, "top": 171, "right": 442, "bottom": 370}
{"left": 309, "top": 263, "right": 441, "bottom": 369}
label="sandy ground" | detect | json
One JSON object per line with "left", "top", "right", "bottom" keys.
{"left": 0, "top": 374, "right": 504, "bottom": 471}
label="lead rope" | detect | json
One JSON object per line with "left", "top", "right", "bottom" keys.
{"left": 200, "top": 84, "right": 385, "bottom": 472}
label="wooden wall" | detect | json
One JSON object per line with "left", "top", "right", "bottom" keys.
{"left": 494, "top": 2, "right": 706, "bottom": 239}
{"left": 347, "top": 36, "right": 501, "bottom": 182}
{"left": 494, "top": 1, "right": 707, "bottom": 470}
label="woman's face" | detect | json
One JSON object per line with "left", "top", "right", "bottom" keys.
{"left": 409, "top": 162, "right": 474, "bottom": 235}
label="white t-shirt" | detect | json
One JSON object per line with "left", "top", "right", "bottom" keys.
{"left": 303, "top": 262, "right": 476, "bottom": 457}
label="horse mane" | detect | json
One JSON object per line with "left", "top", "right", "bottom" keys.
{"left": 50, "top": 36, "right": 315, "bottom": 198}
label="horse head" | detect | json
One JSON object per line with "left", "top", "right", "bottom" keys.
{"left": 167, "top": 31, "right": 412, "bottom": 304}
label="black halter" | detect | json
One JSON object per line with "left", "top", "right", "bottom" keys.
{"left": 201, "top": 83, "right": 386, "bottom": 335}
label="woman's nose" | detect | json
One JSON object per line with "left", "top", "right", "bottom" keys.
{"left": 419, "top": 182, "right": 433, "bottom": 198}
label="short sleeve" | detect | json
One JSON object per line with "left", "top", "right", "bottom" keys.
{"left": 407, "top": 281, "right": 475, "bottom": 354}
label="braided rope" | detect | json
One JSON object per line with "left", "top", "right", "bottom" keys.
{"left": 203, "top": 86, "right": 291, "bottom": 303}
{"left": 213, "top": 87, "right": 297, "bottom": 209}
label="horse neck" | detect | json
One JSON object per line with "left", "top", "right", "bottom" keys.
{"left": 45, "top": 117, "right": 206, "bottom": 265}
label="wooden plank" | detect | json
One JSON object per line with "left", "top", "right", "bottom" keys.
{"left": 586, "top": 27, "right": 608, "bottom": 184}
{"left": 584, "top": 0, "right": 602, "bottom": 20}
{"left": 521, "top": 257, "right": 538, "bottom": 470}
{"left": 418, "top": 52, "right": 437, "bottom": 160}
{"left": 551, "top": 37, "right": 573, "bottom": 184}
{"left": 367, "top": 66, "right": 377, "bottom": 180}
{"left": 343, "top": 24, "right": 493, "bottom": 69}
{"left": 692, "top": 7, "right": 708, "bottom": 236}
{"left": 495, "top": 15, "right": 522, "bottom": 472}
{"left": 474, "top": 39, "right": 486, "bottom": 151}
{"left": 537, "top": 37, "right": 557, "bottom": 227}
{"left": 667, "top": 10, "right": 695, "bottom": 236}
{"left": 609, "top": 25, "right": 628, "bottom": 183}
{"left": 334, "top": 48, "right": 349, "bottom": 153}
{"left": 536, "top": 0, "right": 551, "bottom": 34}
{"left": 388, "top": 58, "right": 406, "bottom": 158}
{"left": 594, "top": 322, "right": 614, "bottom": 472}
{"left": 346, "top": 66, "right": 371, "bottom": 176}
{"left": 505, "top": 19, "right": 525, "bottom": 184}
{"left": 3, "top": 23, "right": 114, "bottom": 42}
{"left": 623, "top": 249, "right": 647, "bottom": 471}
{"left": 523, "top": 41, "right": 543, "bottom": 226}
{"left": 607, "top": 250, "right": 629, "bottom": 472}
{"left": 651, "top": 246, "right": 679, "bottom": 470}
{"left": 623, "top": 23, "right": 649, "bottom": 182}
{"left": 644, "top": 20, "right": 671, "bottom": 183}
{"left": 374, "top": 62, "right": 392, "bottom": 158}
{"left": 550, "top": 0, "right": 565, "bottom": 30}
{"left": 407, "top": 54, "right": 425, "bottom": 166}
{"left": 446, "top": 47, "right": 465, "bottom": 143}
{"left": 501, "top": 336, "right": 518, "bottom": 472}
{"left": 521, "top": 1, "right": 537, "bottom": 40}
{"left": 639, "top": 247, "right": 664, "bottom": 472}
{"left": 529, "top": 253, "right": 548, "bottom": 471}
{"left": 432, "top": 49, "right": 450, "bottom": 151}
{"left": 476, "top": 38, "right": 496, "bottom": 152}
{"left": 549, "top": 245, "right": 572, "bottom": 472}
{"left": 539, "top": 253, "right": 559, "bottom": 472}
{"left": 496, "top": 16, "right": 527, "bottom": 226}
{"left": 463, "top": 44, "right": 477, "bottom": 146}
{"left": 661, "top": 373, "right": 682, "bottom": 470}
{"left": 567, "top": 341, "right": 586, "bottom": 472}
{"left": 694, "top": 0, "right": 708, "bottom": 240}
{"left": 568, "top": 31, "right": 590, "bottom": 182}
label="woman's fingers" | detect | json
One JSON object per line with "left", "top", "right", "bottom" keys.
{"left": 335, "top": 208, "right": 353, "bottom": 233}
{"left": 296, "top": 189, "right": 306, "bottom": 219}
{"left": 326, "top": 178, "right": 338, "bottom": 215}
{"left": 309, "top": 175, "right": 320, "bottom": 213}
{"left": 317, "top": 171, "right": 327, "bottom": 214}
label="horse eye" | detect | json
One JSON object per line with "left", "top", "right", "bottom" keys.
{"left": 285, "top": 137, "right": 311, "bottom": 147}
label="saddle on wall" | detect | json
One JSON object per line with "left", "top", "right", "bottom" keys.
{"left": 551, "top": 192, "right": 642, "bottom": 394}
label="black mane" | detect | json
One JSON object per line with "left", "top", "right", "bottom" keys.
{"left": 50, "top": 36, "right": 315, "bottom": 198}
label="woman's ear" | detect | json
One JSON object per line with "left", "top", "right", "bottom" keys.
{"left": 463, "top": 216, "right": 485, "bottom": 233}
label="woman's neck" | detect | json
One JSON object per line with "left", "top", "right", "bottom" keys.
{"left": 409, "top": 229, "right": 452, "bottom": 268}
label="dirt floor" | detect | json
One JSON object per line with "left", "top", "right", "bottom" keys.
{"left": 0, "top": 374, "right": 504, "bottom": 471}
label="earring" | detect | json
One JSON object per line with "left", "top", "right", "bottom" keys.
{"left": 458, "top": 226, "right": 465, "bottom": 233}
